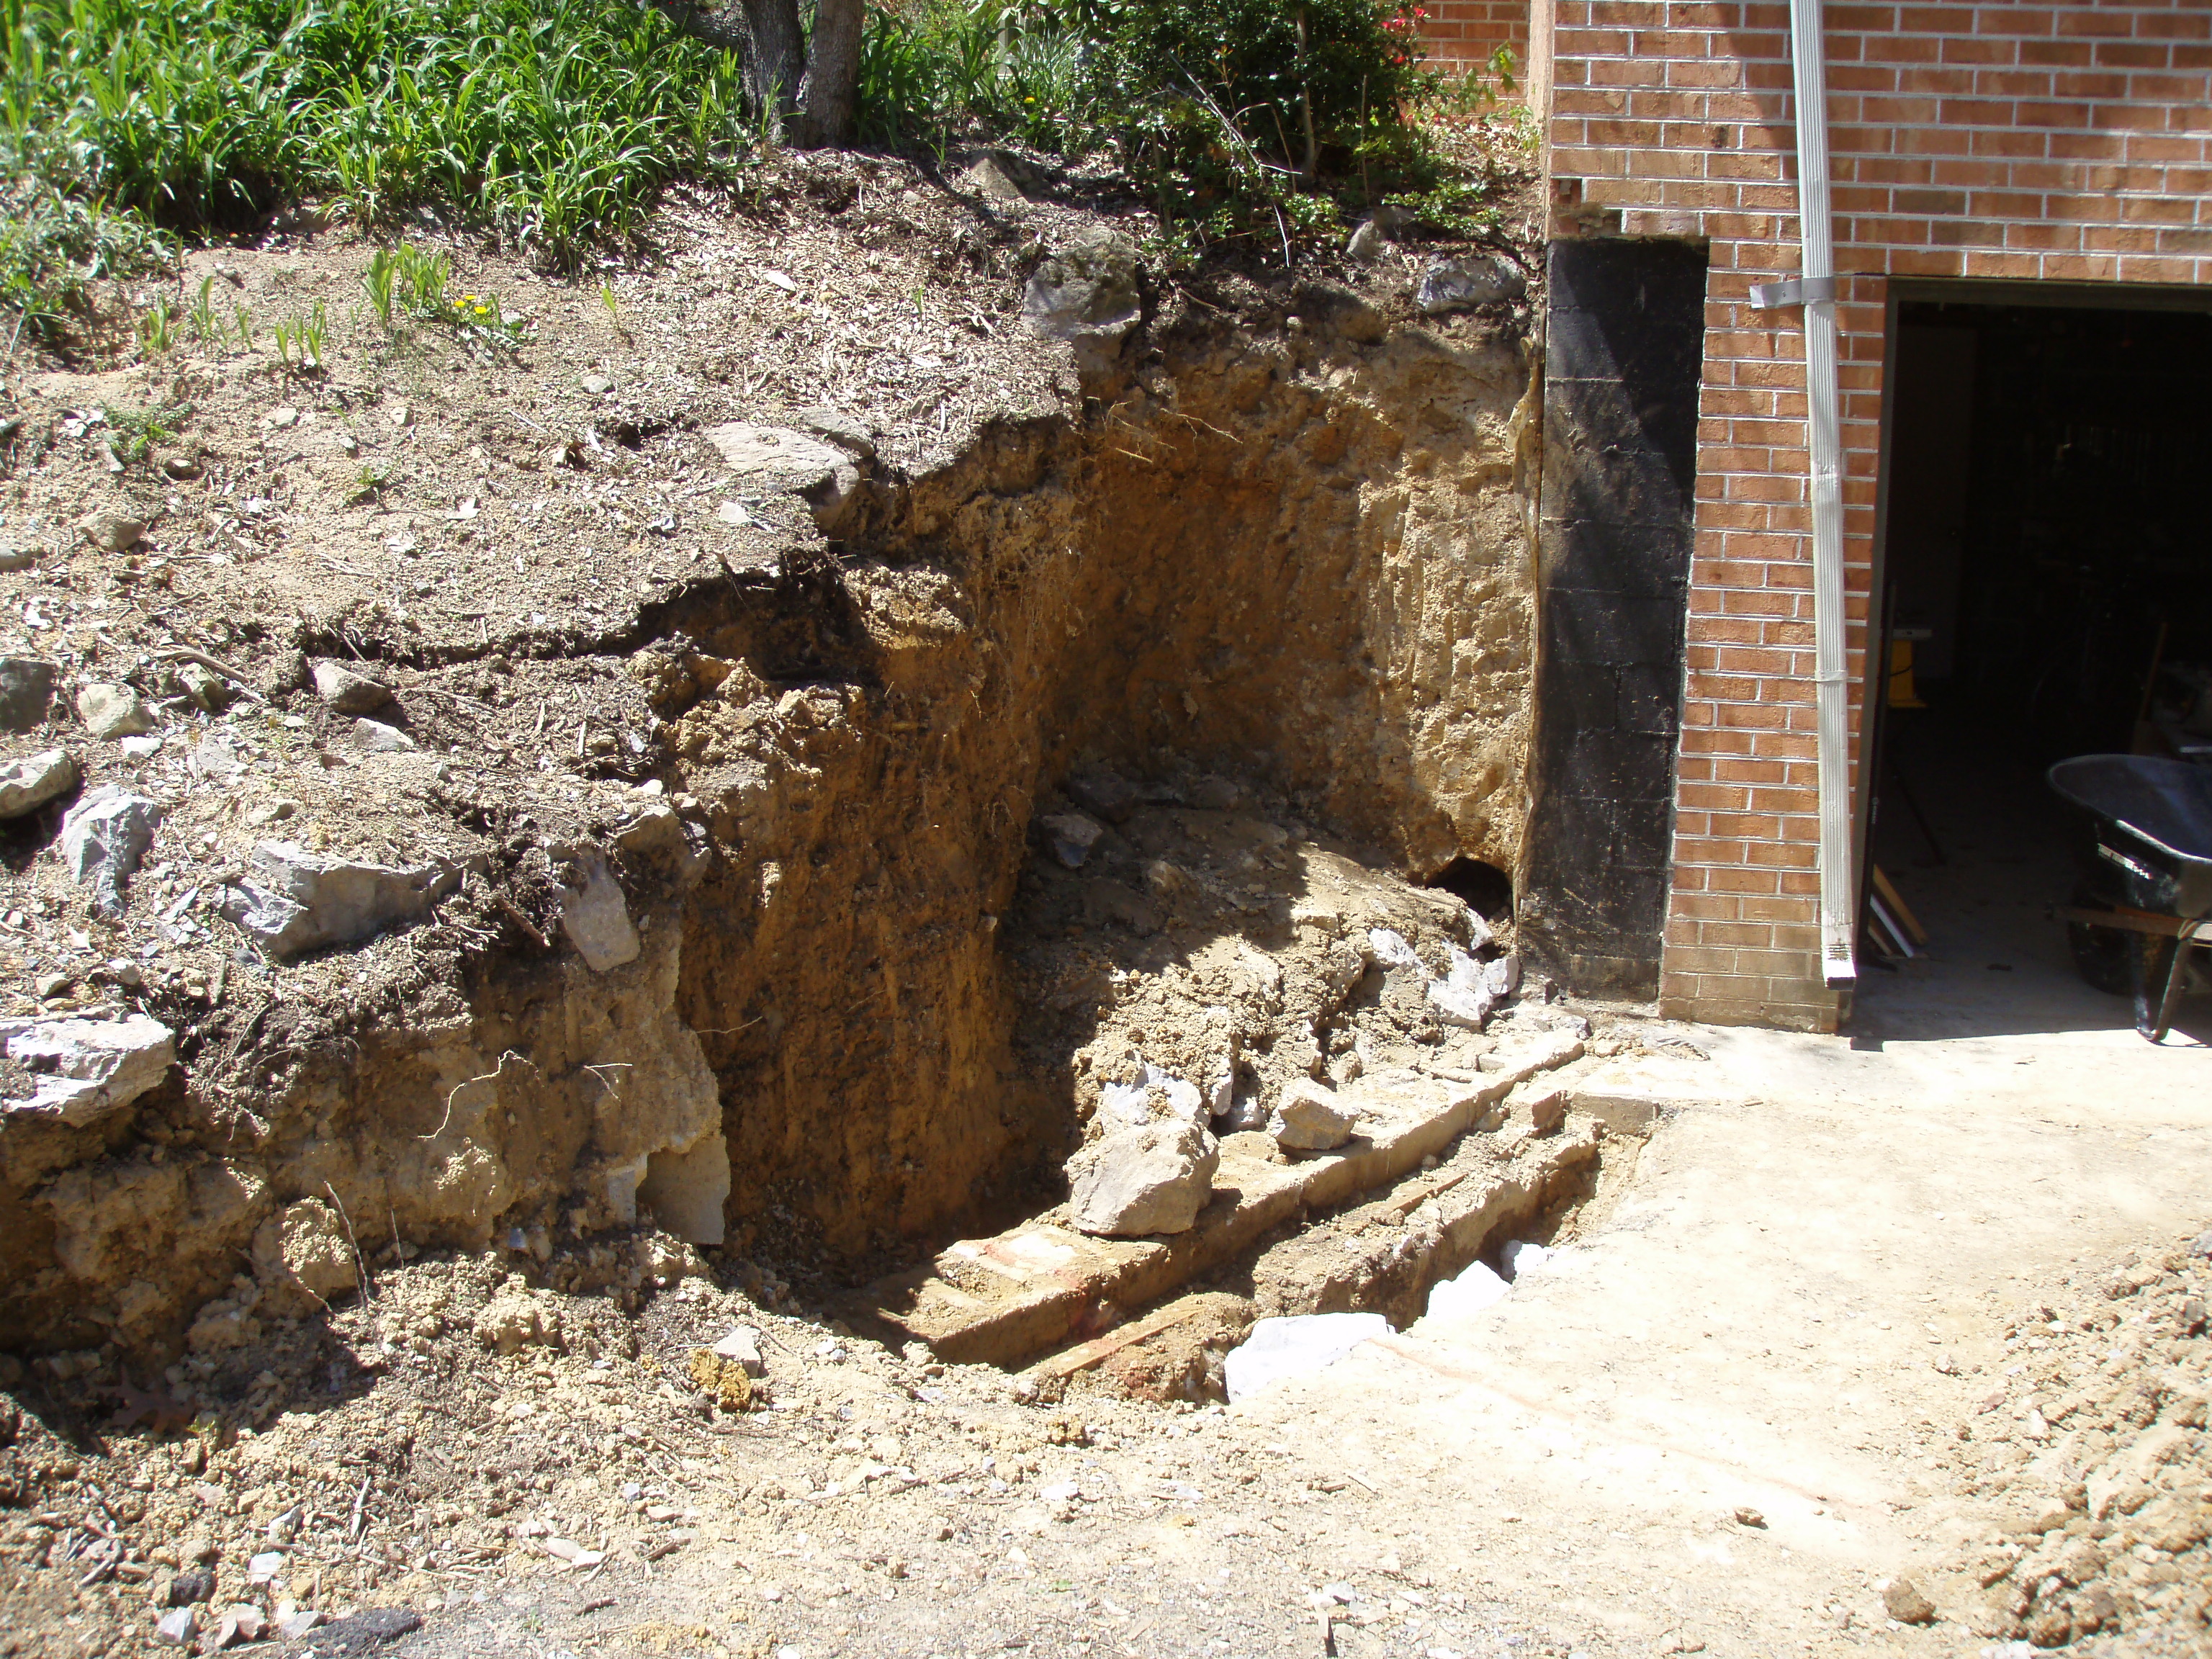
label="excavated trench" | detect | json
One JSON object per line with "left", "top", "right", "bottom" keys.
{"left": 5, "top": 301, "right": 1633, "bottom": 1395}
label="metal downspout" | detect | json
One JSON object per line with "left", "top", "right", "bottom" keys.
{"left": 1769, "top": 0, "right": 1857, "bottom": 989}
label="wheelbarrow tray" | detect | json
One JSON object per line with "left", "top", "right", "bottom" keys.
{"left": 2048, "top": 753, "right": 2212, "bottom": 1038}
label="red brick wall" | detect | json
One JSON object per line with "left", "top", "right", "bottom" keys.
{"left": 1544, "top": 0, "right": 2212, "bottom": 1030}
{"left": 1423, "top": 0, "right": 1531, "bottom": 75}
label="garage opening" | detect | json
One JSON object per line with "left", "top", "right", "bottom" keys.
{"left": 1864, "top": 292, "right": 2212, "bottom": 1040}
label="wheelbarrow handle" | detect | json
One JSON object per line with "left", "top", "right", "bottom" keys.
{"left": 2049, "top": 905, "right": 2212, "bottom": 942}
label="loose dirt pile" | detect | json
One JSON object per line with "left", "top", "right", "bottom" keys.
{"left": 1902, "top": 1228, "right": 2212, "bottom": 1653}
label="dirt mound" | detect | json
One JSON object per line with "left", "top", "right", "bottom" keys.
{"left": 1910, "top": 1228, "right": 2212, "bottom": 1650}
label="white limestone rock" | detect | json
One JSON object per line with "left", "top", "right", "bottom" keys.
{"left": 0, "top": 1013, "right": 176, "bottom": 1125}
{"left": 1066, "top": 1119, "right": 1218, "bottom": 1237}
{"left": 1269, "top": 1078, "right": 1357, "bottom": 1152}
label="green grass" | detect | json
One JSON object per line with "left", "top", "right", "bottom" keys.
{"left": 0, "top": 0, "right": 760, "bottom": 337}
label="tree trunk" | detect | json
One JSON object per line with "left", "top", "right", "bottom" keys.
{"left": 799, "top": 0, "right": 867, "bottom": 146}
{"left": 737, "top": 0, "right": 806, "bottom": 130}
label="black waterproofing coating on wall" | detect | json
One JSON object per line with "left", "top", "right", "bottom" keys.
{"left": 1521, "top": 237, "right": 1709, "bottom": 994}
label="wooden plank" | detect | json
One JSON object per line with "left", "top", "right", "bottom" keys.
{"left": 1870, "top": 865, "right": 1928, "bottom": 945}
{"left": 1029, "top": 1300, "right": 1208, "bottom": 1380}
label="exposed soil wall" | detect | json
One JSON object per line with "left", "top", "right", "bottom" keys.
{"left": 0, "top": 298, "right": 1539, "bottom": 1361}
{"left": 665, "top": 305, "right": 1538, "bottom": 1259}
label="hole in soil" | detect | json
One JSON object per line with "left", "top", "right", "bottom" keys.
{"left": 1425, "top": 855, "right": 1514, "bottom": 922}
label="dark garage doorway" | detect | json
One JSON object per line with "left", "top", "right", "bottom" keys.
{"left": 1862, "top": 289, "right": 2212, "bottom": 1040}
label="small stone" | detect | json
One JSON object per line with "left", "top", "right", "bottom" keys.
{"left": 76, "top": 683, "right": 156, "bottom": 739}
{"left": 1346, "top": 220, "right": 1384, "bottom": 261}
{"left": 1039, "top": 811, "right": 1105, "bottom": 868}
{"left": 59, "top": 787, "right": 163, "bottom": 916}
{"left": 960, "top": 156, "right": 1027, "bottom": 206}
{"left": 0, "top": 748, "right": 75, "bottom": 817}
{"left": 1066, "top": 1119, "right": 1219, "bottom": 1237}
{"left": 153, "top": 1607, "right": 197, "bottom": 1645}
{"left": 158, "top": 454, "right": 203, "bottom": 481}
{"left": 387, "top": 401, "right": 413, "bottom": 427}
{"left": 227, "top": 1605, "right": 264, "bottom": 1642}
{"left": 0, "top": 659, "right": 57, "bottom": 732}
{"left": 1734, "top": 1506, "right": 1766, "bottom": 1528}
{"left": 119, "top": 734, "right": 161, "bottom": 760}
{"left": 309, "top": 660, "right": 392, "bottom": 715}
{"left": 276, "top": 1610, "right": 323, "bottom": 1640}
{"left": 347, "top": 717, "right": 416, "bottom": 753}
{"left": 1881, "top": 1577, "right": 1936, "bottom": 1624}
{"left": 33, "top": 973, "right": 68, "bottom": 999}
{"left": 246, "top": 1550, "right": 285, "bottom": 1584}
{"left": 580, "top": 373, "right": 614, "bottom": 396}
{"left": 1483, "top": 953, "right": 1521, "bottom": 998}
{"left": 77, "top": 509, "right": 144, "bottom": 552}
{"left": 1269, "top": 1079, "right": 1357, "bottom": 1152}
{"left": 247, "top": 799, "right": 300, "bottom": 827}
{"left": 267, "top": 407, "right": 300, "bottom": 429}
{"left": 0, "top": 544, "right": 33, "bottom": 572}
{"left": 166, "top": 1568, "right": 215, "bottom": 1606}
{"left": 558, "top": 856, "right": 640, "bottom": 972}
{"left": 713, "top": 1326, "right": 766, "bottom": 1377}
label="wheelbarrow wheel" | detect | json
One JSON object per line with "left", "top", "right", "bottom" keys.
{"left": 2067, "top": 884, "right": 2134, "bottom": 997}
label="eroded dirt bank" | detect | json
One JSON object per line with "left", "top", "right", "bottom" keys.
{"left": 0, "top": 168, "right": 1543, "bottom": 1372}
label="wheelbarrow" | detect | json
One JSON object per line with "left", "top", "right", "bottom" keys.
{"left": 2049, "top": 753, "right": 2212, "bottom": 1042}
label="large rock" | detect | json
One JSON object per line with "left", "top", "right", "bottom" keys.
{"left": 0, "top": 749, "right": 75, "bottom": 817}
{"left": 310, "top": 659, "right": 392, "bottom": 715}
{"left": 1066, "top": 1119, "right": 1218, "bottom": 1237}
{"left": 559, "top": 857, "right": 641, "bottom": 972}
{"left": 76, "top": 683, "right": 155, "bottom": 739}
{"left": 219, "top": 840, "right": 462, "bottom": 958}
{"left": 0, "top": 659, "right": 57, "bottom": 733}
{"left": 1223, "top": 1313, "right": 1388, "bottom": 1401}
{"left": 1269, "top": 1078, "right": 1357, "bottom": 1151}
{"left": 1022, "top": 228, "right": 1141, "bottom": 375}
{"left": 60, "top": 788, "right": 162, "bottom": 916}
{"left": 0, "top": 1013, "right": 176, "bottom": 1125}
{"left": 703, "top": 423, "right": 846, "bottom": 486}
{"left": 1416, "top": 254, "right": 1527, "bottom": 313}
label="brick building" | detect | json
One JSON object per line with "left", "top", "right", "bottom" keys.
{"left": 1511, "top": 1, "right": 2212, "bottom": 1030}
